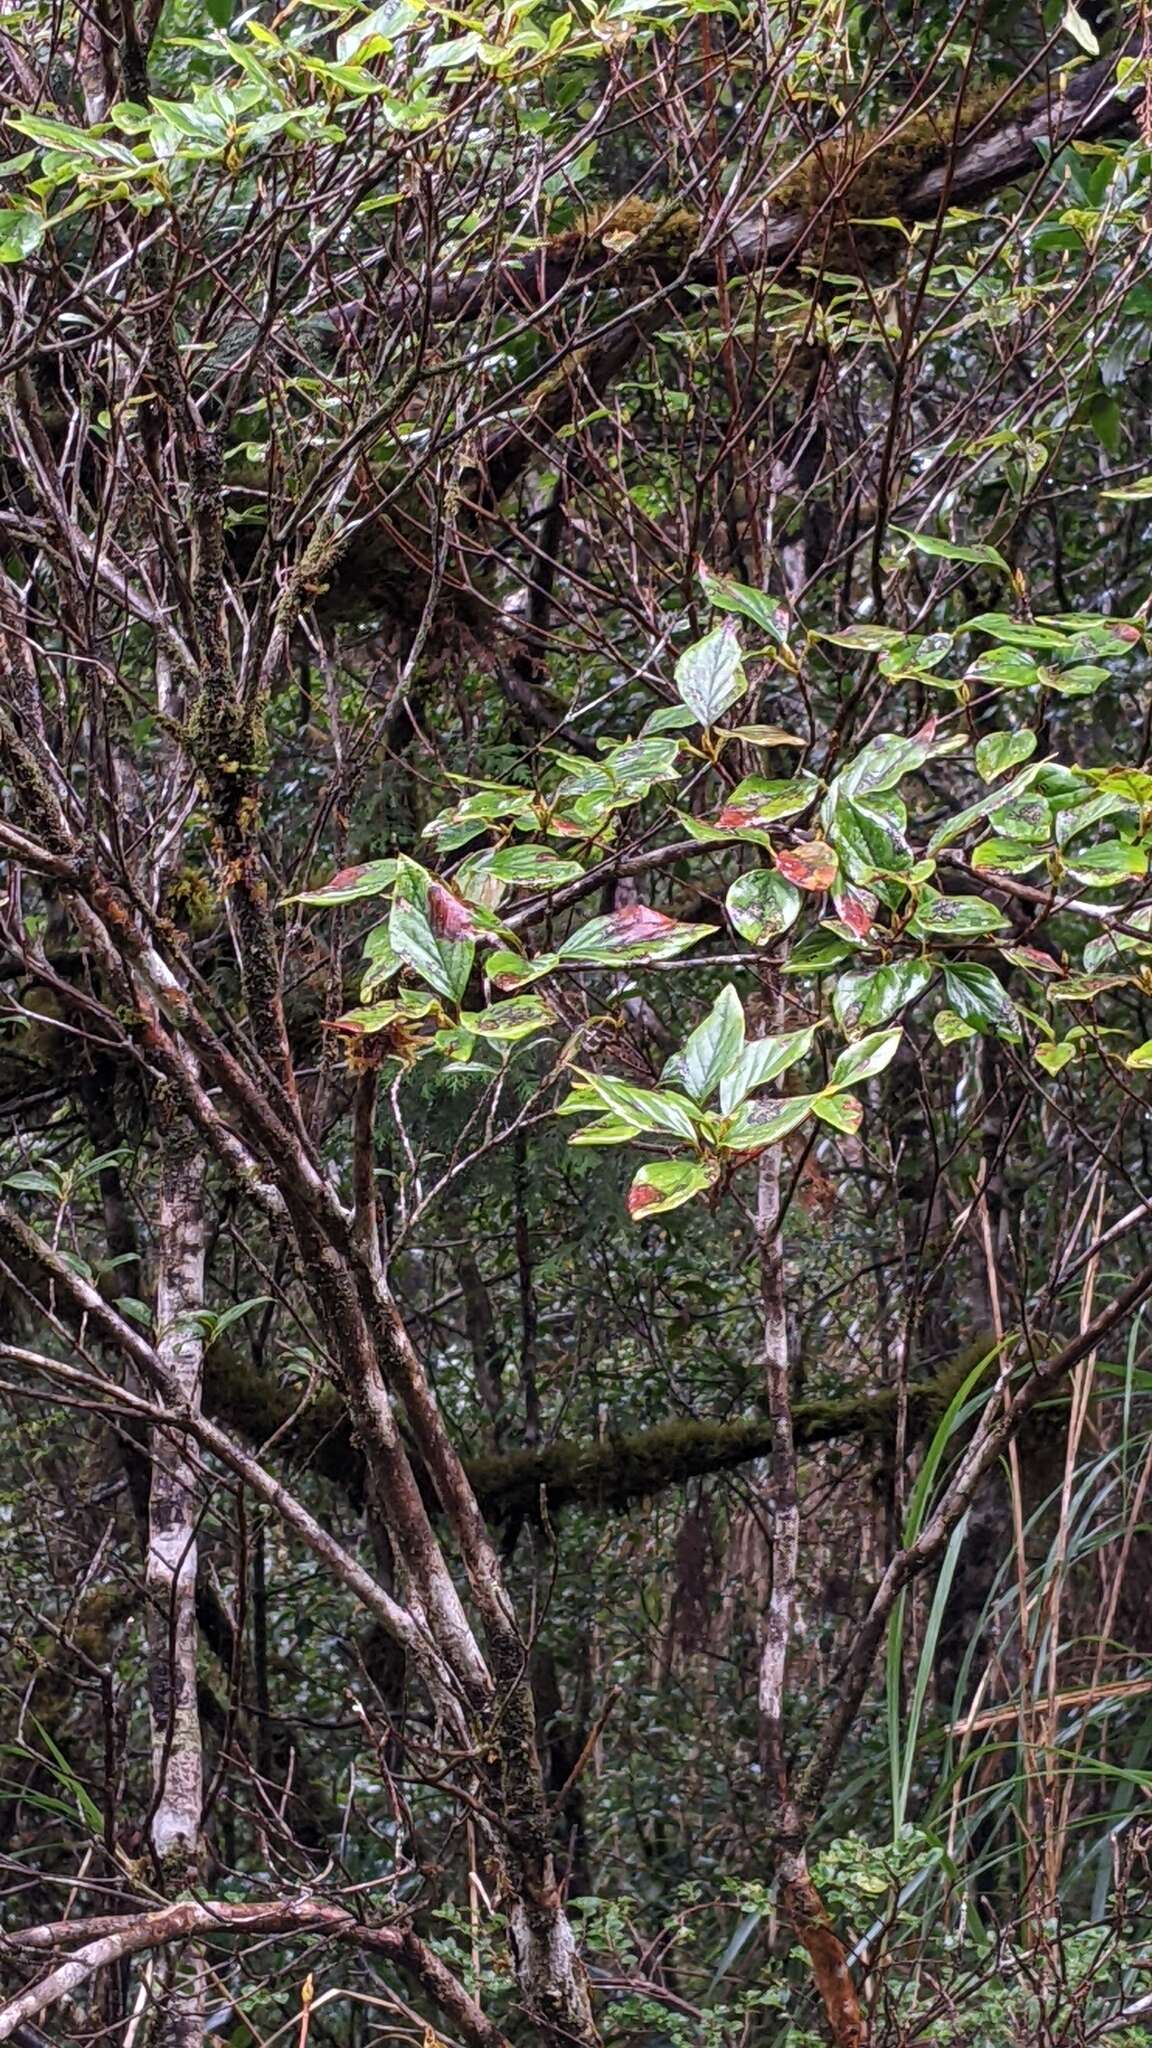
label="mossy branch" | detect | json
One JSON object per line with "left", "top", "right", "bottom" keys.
{"left": 204, "top": 1334, "right": 997, "bottom": 1522}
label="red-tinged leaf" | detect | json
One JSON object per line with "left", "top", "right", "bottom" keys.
{"left": 427, "top": 883, "right": 479, "bottom": 941}
{"left": 777, "top": 841, "right": 839, "bottom": 892}
{"left": 833, "top": 884, "right": 877, "bottom": 939}
{"left": 627, "top": 1182, "right": 663, "bottom": 1216}
{"left": 613, "top": 904, "right": 679, "bottom": 942}
{"left": 1002, "top": 945, "right": 1063, "bottom": 976}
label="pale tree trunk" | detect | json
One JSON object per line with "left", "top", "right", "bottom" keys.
{"left": 754, "top": 983, "right": 864, "bottom": 2048}
{"left": 145, "top": 1098, "right": 207, "bottom": 2047}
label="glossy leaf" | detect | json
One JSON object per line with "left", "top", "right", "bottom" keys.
{"left": 560, "top": 903, "right": 714, "bottom": 964}
{"left": 628, "top": 1159, "right": 717, "bottom": 1218}
{"left": 665, "top": 986, "right": 746, "bottom": 1103}
{"left": 726, "top": 870, "right": 802, "bottom": 944}
{"left": 829, "top": 1028, "right": 902, "bottom": 1090}
{"left": 975, "top": 729, "right": 1036, "bottom": 783}
{"left": 832, "top": 959, "right": 935, "bottom": 1034}
{"left": 776, "top": 841, "right": 839, "bottom": 891}
{"left": 390, "top": 858, "right": 475, "bottom": 1001}
{"left": 812, "top": 1090, "right": 864, "bottom": 1133}
{"left": 674, "top": 622, "right": 746, "bottom": 726}
{"left": 907, "top": 893, "right": 1009, "bottom": 940}
{"left": 941, "top": 963, "right": 1020, "bottom": 1039}
{"left": 287, "top": 858, "right": 397, "bottom": 906}
{"left": 718, "top": 1027, "right": 817, "bottom": 1115}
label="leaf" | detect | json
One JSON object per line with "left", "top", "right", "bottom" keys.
{"left": 827, "top": 793, "right": 912, "bottom": 879}
{"left": 721, "top": 1093, "right": 816, "bottom": 1152}
{"left": 1062, "top": 841, "right": 1148, "bottom": 888}
{"left": 427, "top": 882, "right": 481, "bottom": 942}
{"left": 971, "top": 838, "right": 1048, "bottom": 876}
{"left": 467, "top": 996, "right": 556, "bottom": 1041}
{"left": 726, "top": 870, "right": 802, "bottom": 944}
{"left": 812, "top": 1090, "right": 863, "bottom": 1133}
{"left": 975, "top": 729, "right": 1036, "bottom": 783}
{"left": 832, "top": 883, "right": 877, "bottom": 939}
{"left": 941, "top": 963, "right": 1021, "bottom": 1040}
{"left": 664, "top": 986, "right": 746, "bottom": 1103}
{"left": 1063, "top": 1, "right": 1099, "bottom": 54}
{"left": 834, "top": 719, "right": 961, "bottom": 802}
{"left": 1101, "top": 476, "right": 1152, "bottom": 501}
{"left": 287, "top": 858, "right": 397, "bottom": 906}
{"left": 988, "top": 795, "right": 1050, "bottom": 843}
{"left": 713, "top": 774, "right": 817, "bottom": 832}
{"left": 718, "top": 1027, "right": 817, "bottom": 1115}
{"left": 390, "top": 857, "right": 474, "bottom": 1002}
{"left": 559, "top": 903, "right": 714, "bottom": 964}
{"left": 361, "top": 921, "right": 402, "bottom": 999}
{"left": 934, "top": 1008, "right": 976, "bottom": 1044}
{"left": 465, "top": 847, "right": 585, "bottom": 887}
{"left": 674, "top": 621, "right": 746, "bottom": 726}
{"left": 574, "top": 1074, "right": 702, "bottom": 1141}
{"left": 1125, "top": 1041, "right": 1152, "bottom": 1070}
{"left": 894, "top": 527, "right": 1010, "bottom": 574}
{"left": 907, "top": 893, "right": 1009, "bottom": 940}
{"left": 1036, "top": 1040, "right": 1077, "bottom": 1075}
{"left": 485, "top": 949, "right": 560, "bottom": 990}
{"left": 697, "top": 563, "right": 791, "bottom": 646}
{"left": 829, "top": 1028, "right": 902, "bottom": 1090}
{"left": 627, "top": 1159, "right": 717, "bottom": 1218}
{"left": 815, "top": 623, "right": 909, "bottom": 650}
{"left": 927, "top": 761, "right": 1043, "bottom": 853}
{"left": 832, "top": 959, "right": 935, "bottom": 1034}
{"left": 722, "top": 724, "right": 807, "bottom": 748}
{"left": 780, "top": 929, "right": 855, "bottom": 975}
{"left": 964, "top": 614, "right": 1071, "bottom": 650}
{"left": 641, "top": 703, "right": 699, "bottom": 735}
{"left": 776, "top": 841, "right": 838, "bottom": 891}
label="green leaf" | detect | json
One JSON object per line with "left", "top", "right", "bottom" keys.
{"left": 287, "top": 858, "right": 397, "bottom": 906}
{"left": 664, "top": 985, "right": 745, "bottom": 1103}
{"left": 829, "top": 1028, "right": 902, "bottom": 1090}
{"left": 988, "top": 795, "right": 1050, "bottom": 843}
{"left": 467, "top": 995, "right": 556, "bottom": 1041}
{"left": 726, "top": 870, "right": 802, "bottom": 944}
{"left": 907, "top": 892, "right": 1009, "bottom": 940}
{"left": 974, "top": 729, "right": 1036, "bottom": 783}
{"left": 964, "top": 615, "right": 1071, "bottom": 650}
{"left": 1062, "top": 840, "right": 1149, "bottom": 888}
{"left": 934, "top": 1008, "right": 976, "bottom": 1044}
{"left": 390, "top": 857, "right": 474, "bottom": 1002}
{"left": 894, "top": 527, "right": 1010, "bottom": 574}
{"left": 832, "top": 959, "right": 935, "bottom": 1034}
{"left": 1125, "top": 1041, "right": 1152, "bottom": 1070}
{"left": 834, "top": 720, "right": 961, "bottom": 803}
{"left": 1101, "top": 476, "right": 1152, "bottom": 501}
{"left": 712, "top": 774, "right": 818, "bottom": 833}
{"left": 814, "top": 623, "right": 909, "bottom": 651}
{"left": 826, "top": 792, "right": 912, "bottom": 879}
{"left": 811, "top": 1090, "right": 863, "bottom": 1133}
{"left": 466, "top": 846, "right": 585, "bottom": 887}
{"left": 559, "top": 903, "right": 714, "bottom": 964}
{"left": 780, "top": 929, "right": 855, "bottom": 975}
{"left": 485, "top": 950, "right": 559, "bottom": 990}
{"left": 941, "top": 963, "right": 1020, "bottom": 1039}
{"left": 642, "top": 703, "right": 699, "bottom": 735}
{"left": 697, "top": 563, "right": 790, "bottom": 646}
{"left": 971, "top": 838, "right": 1049, "bottom": 877}
{"left": 927, "top": 761, "right": 1042, "bottom": 853}
{"left": 718, "top": 1027, "right": 817, "bottom": 1115}
{"left": 1035, "top": 1041, "right": 1076, "bottom": 1075}
{"left": 627, "top": 1159, "right": 717, "bottom": 1218}
{"left": 721, "top": 1093, "right": 816, "bottom": 1152}
{"left": 1063, "top": 2, "right": 1099, "bottom": 54}
{"left": 674, "top": 622, "right": 746, "bottom": 726}
{"left": 0, "top": 207, "right": 46, "bottom": 263}
{"left": 574, "top": 1074, "right": 701, "bottom": 1141}
{"left": 360, "top": 921, "right": 402, "bottom": 1000}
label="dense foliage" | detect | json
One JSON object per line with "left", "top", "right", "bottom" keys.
{"left": 3, "top": 1, "right": 1152, "bottom": 2043}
